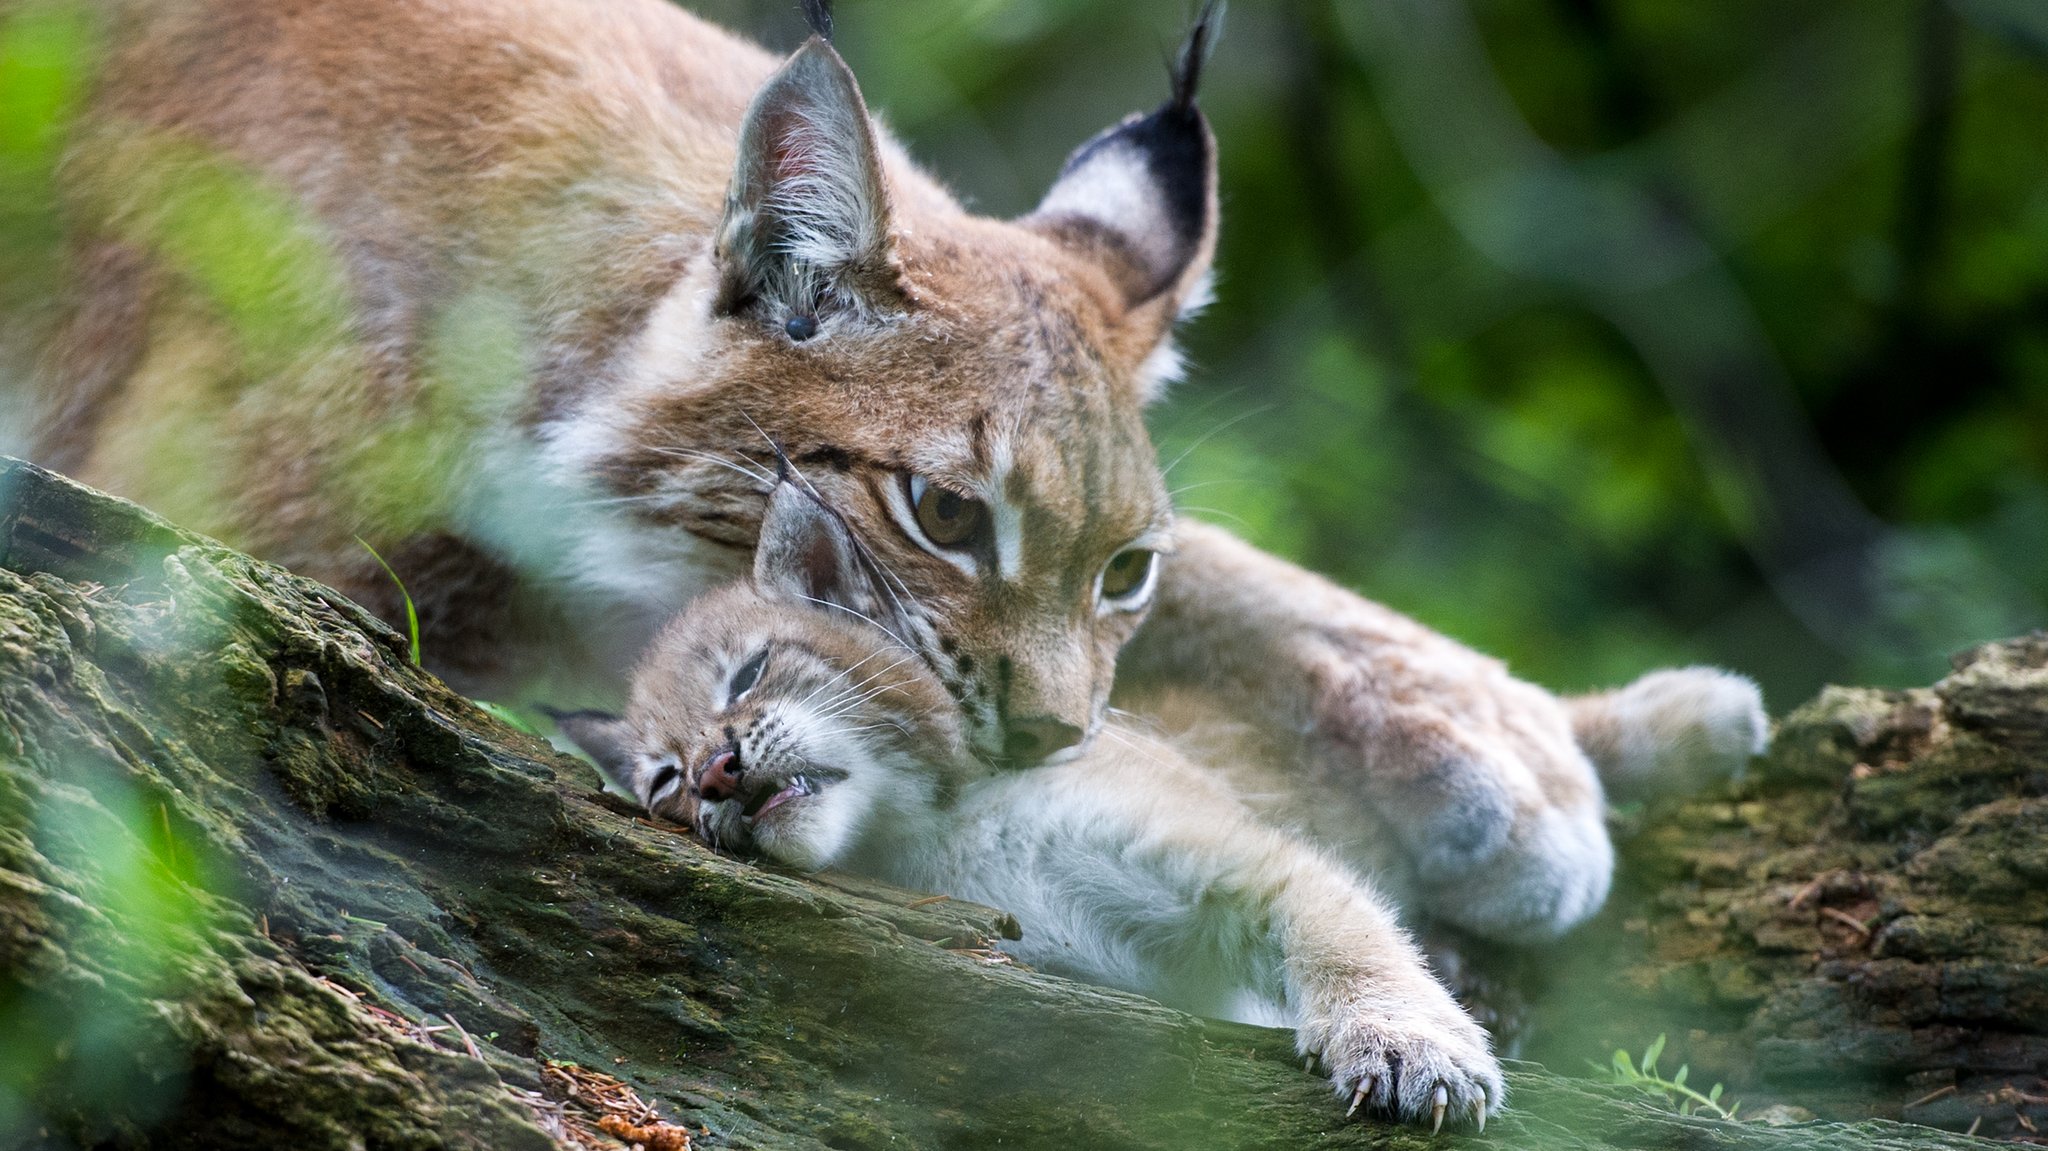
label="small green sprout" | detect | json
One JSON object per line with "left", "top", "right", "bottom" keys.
{"left": 1594, "top": 1034, "right": 1741, "bottom": 1121}
{"left": 473, "top": 700, "right": 543, "bottom": 735}
{"left": 350, "top": 540, "right": 549, "bottom": 736}
{"left": 354, "top": 535, "right": 420, "bottom": 666}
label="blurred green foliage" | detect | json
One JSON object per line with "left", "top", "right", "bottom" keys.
{"left": 6, "top": 0, "right": 2047, "bottom": 707}
{"left": 702, "top": 0, "right": 2048, "bottom": 704}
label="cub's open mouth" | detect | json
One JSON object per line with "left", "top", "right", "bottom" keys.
{"left": 743, "top": 774, "right": 819, "bottom": 821}
{"left": 739, "top": 765, "right": 849, "bottom": 823}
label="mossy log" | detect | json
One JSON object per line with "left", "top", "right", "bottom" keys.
{"left": 1523, "top": 632, "right": 2048, "bottom": 1143}
{"left": 0, "top": 456, "right": 2017, "bottom": 1150}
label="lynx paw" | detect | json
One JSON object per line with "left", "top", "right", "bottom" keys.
{"left": 1303, "top": 637, "right": 1615, "bottom": 941}
{"left": 1302, "top": 992, "right": 1505, "bottom": 1132}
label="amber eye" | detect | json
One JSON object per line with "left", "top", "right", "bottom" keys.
{"left": 1099, "top": 548, "right": 1157, "bottom": 603}
{"left": 908, "top": 475, "right": 985, "bottom": 549}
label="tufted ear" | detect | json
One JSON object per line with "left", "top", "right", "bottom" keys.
{"left": 752, "top": 480, "right": 895, "bottom": 631}
{"left": 1022, "top": 2, "right": 1221, "bottom": 367}
{"left": 715, "top": 36, "right": 904, "bottom": 327}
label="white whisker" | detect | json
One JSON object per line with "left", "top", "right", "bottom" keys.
{"left": 794, "top": 593, "right": 915, "bottom": 654}
{"left": 1160, "top": 403, "right": 1273, "bottom": 478}
{"left": 646, "top": 445, "right": 775, "bottom": 487}
{"left": 1173, "top": 504, "right": 1252, "bottom": 529}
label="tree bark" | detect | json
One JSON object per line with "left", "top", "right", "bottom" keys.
{"left": 1519, "top": 630, "right": 2048, "bottom": 1143}
{"left": 0, "top": 456, "right": 2022, "bottom": 1149}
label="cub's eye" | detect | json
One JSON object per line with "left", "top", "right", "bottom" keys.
{"left": 907, "top": 475, "right": 986, "bottom": 549}
{"left": 1099, "top": 548, "right": 1157, "bottom": 604}
{"left": 645, "top": 759, "right": 681, "bottom": 802}
{"left": 728, "top": 649, "right": 769, "bottom": 700}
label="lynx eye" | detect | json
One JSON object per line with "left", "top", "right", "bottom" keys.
{"left": 728, "top": 648, "right": 769, "bottom": 700}
{"left": 645, "top": 759, "right": 681, "bottom": 803}
{"left": 907, "top": 475, "right": 986, "bottom": 549}
{"left": 1099, "top": 548, "right": 1157, "bottom": 605}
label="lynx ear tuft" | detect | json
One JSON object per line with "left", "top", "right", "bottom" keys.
{"left": 798, "top": 0, "right": 833, "bottom": 41}
{"left": 716, "top": 38, "right": 902, "bottom": 325}
{"left": 1023, "top": 3, "right": 1221, "bottom": 323}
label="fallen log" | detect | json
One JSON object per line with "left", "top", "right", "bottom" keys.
{"left": 1522, "top": 630, "right": 2048, "bottom": 1143}
{"left": 0, "top": 456, "right": 2013, "bottom": 1149}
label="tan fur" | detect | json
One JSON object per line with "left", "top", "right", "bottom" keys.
{"left": 1120, "top": 523, "right": 1760, "bottom": 941}
{"left": 19, "top": 0, "right": 1764, "bottom": 943}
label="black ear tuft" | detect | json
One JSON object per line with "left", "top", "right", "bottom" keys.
{"left": 1022, "top": 7, "right": 1222, "bottom": 321}
{"left": 1170, "top": 0, "right": 1224, "bottom": 113}
{"left": 799, "top": 0, "right": 832, "bottom": 42}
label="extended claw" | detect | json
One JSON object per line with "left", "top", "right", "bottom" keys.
{"left": 1304, "top": 1056, "right": 1314, "bottom": 1074}
{"left": 1347, "top": 1077, "right": 1375, "bottom": 1118}
{"left": 1474, "top": 1096, "right": 1487, "bottom": 1133}
{"left": 1430, "top": 1083, "right": 1448, "bottom": 1134}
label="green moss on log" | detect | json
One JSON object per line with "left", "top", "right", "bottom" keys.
{"left": 0, "top": 457, "right": 2019, "bottom": 1149}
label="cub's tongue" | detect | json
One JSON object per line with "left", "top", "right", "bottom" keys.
{"left": 743, "top": 775, "right": 815, "bottom": 820}
{"left": 752, "top": 785, "right": 801, "bottom": 819}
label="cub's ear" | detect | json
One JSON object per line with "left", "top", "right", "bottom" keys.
{"left": 715, "top": 37, "right": 903, "bottom": 326}
{"left": 752, "top": 481, "right": 892, "bottom": 628}
{"left": 1022, "top": 3, "right": 1221, "bottom": 381}
{"left": 543, "top": 706, "right": 643, "bottom": 794}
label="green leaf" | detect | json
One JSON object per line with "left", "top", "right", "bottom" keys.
{"left": 1642, "top": 1034, "right": 1667, "bottom": 1076}
{"left": 355, "top": 536, "right": 421, "bottom": 666}
{"left": 474, "top": 700, "right": 542, "bottom": 735}
{"left": 1673, "top": 1064, "right": 1689, "bottom": 1089}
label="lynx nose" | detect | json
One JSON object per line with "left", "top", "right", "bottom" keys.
{"left": 698, "top": 748, "right": 743, "bottom": 802}
{"left": 1002, "top": 716, "right": 1084, "bottom": 767}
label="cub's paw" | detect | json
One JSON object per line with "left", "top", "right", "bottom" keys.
{"left": 1301, "top": 992, "right": 1505, "bottom": 1132}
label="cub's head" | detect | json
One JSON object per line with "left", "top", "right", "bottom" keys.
{"left": 560, "top": 12, "right": 1221, "bottom": 767}
{"left": 555, "top": 482, "right": 973, "bottom": 871}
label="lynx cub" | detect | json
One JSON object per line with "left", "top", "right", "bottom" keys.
{"left": 558, "top": 481, "right": 1506, "bottom": 1131}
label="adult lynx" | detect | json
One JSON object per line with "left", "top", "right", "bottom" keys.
{"left": 16, "top": 0, "right": 1764, "bottom": 942}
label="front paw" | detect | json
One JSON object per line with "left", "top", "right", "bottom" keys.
{"left": 1301, "top": 987, "right": 1505, "bottom": 1132}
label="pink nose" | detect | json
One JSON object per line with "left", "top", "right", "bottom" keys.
{"left": 698, "top": 749, "right": 742, "bottom": 802}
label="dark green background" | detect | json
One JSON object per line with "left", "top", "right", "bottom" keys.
{"left": 700, "top": 0, "right": 2048, "bottom": 709}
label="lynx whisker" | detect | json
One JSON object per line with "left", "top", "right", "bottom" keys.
{"left": 1173, "top": 504, "right": 1253, "bottom": 529}
{"left": 1160, "top": 403, "right": 1272, "bottom": 478}
{"left": 647, "top": 445, "right": 775, "bottom": 487}
{"left": 794, "top": 592, "right": 915, "bottom": 654}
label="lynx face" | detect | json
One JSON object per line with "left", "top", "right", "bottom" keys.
{"left": 557, "top": 484, "right": 975, "bottom": 871}
{"left": 549, "top": 32, "right": 1216, "bottom": 768}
